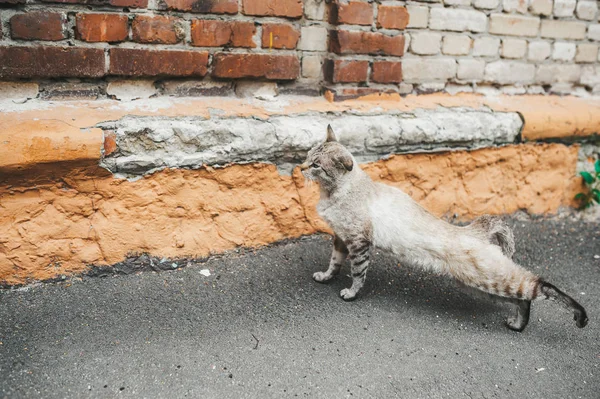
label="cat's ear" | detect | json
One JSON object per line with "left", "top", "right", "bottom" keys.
{"left": 326, "top": 124, "right": 337, "bottom": 142}
{"left": 336, "top": 153, "right": 353, "bottom": 172}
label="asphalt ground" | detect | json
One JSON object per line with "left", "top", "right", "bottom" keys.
{"left": 0, "top": 217, "right": 598, "bottom": 398}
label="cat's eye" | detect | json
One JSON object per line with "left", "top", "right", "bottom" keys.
{"left": 310, "top": 163, "right": 320, "bottom": 168}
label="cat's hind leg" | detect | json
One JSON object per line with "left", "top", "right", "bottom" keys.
{"left": 313, "top": 235, "right": 348, "bottom": 283}
{"left": 339, "top": 236, "right": 371, "bottom": 301}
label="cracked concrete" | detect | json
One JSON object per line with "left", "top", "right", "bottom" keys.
{"left": 99, "top": 109, "right": 522, "bottom": 175}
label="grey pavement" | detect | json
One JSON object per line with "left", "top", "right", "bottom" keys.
{"left": 0, "top": 218, "right": 598, "bottom": 399}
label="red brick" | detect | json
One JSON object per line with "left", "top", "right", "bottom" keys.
{"left": 332, "top": 1, "right": 373, "bottom": 26}
{"left": 132, "top": 15, "right": 183, "bottom": 44}
{"left": 371, "top": 61, "right": 402, "bottom": 83}
{"left": 377, "top": 5, "right": 409, "bottom": 30}
{"left": 242, "top": 0, "right": 302, "bottom": 18}
{"left": 0, "top": 46, "right": 105, "bottom": 79}
{"left": 76, "top": 14, "right": 129, "bottom": 43}
{"left": 158, "top": 0, "right": 238, "bottom": 14}
{"left": 262, "top": 23, "right": 300, "bottom": 49}
{"left": 109, "top": 48, "right": 208, "bottom": 77}
{"left": 325, "top": 59, "right": 368, "bottom": 83}
{"left": 330, "top": 30, "right": 405, "bottom": 56}
{"left": 10, "top": 12, "right": 66, "bottom": 41}
{"left": 212, "top": 53, "right": 299, "bottom": 80}
{"left": 40, "top": 0, "right": 148, "bottom": 8}
{"left": 191, "top": 20, "right": 255, "bottom": 48}
{"left": 103, "top": 131, "right": 118, "bottom": 157}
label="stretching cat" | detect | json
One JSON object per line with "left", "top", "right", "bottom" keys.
{"left": 299, "top": 125, "right": 588, "bottom": 332}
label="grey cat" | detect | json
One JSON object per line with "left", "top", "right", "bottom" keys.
{"left": 299, "top": 125, "right": 588, "bottom": 332}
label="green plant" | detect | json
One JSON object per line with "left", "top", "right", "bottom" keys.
{"left": 575, "top": 159, "right": 600, "bottom": 209}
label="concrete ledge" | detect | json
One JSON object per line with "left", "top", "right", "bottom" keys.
{"left": 1, "top": 93, "right": 599, "bottom": 172}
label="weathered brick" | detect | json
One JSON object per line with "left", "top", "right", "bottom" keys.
{"left": 581, "top": 66, "right": 600, "bottom": 88}
{"left": 501, "top": 39, "right": 527, "bottom": 59}
{"left": 76, "top": 14, "right": 128, "bottom": 43}
{"left": 503, "top": 0, "right": 529, "bottom": 13}
{"left": 489, "top": 14, "right": 540, "bottom": 37}
{"left": 304, "top": 0, "right": 325, "bottom": 20}
{"left": 484, "top": 61, "right": 535, "bottom": 84}
{"left": 402, "top": 58, "right": 456, "bottom": 83}
{"left": 109, "top": 48, "right": 208, "bottom": 77}
{"left": 473, "top": 0, "right": 499, "bottom": 9}
{"left": 377, "top": 5, "right": 409, "bottom": 30}
{"left": 576, "top": 0, "right": 598, "bottom": 20}
{"left": 473, "top": 37, "right": 500, "bottom": 57}
{"left": 301, "top": 55, "right": 322, "bottom": 78}
{"left": 158, "top": 0, "right": 237, "bottom": 14}
{"left": 0, "top": 46, "right": 105, "bottom": 78}
{"left": 325, "top": 59, "right": 368, "bottom": 83}
{"left": 410, "top": 32, "right": 441, "bottom": 55}
{"left": 10, "top": 12, "right": 66, "bottom": 41}
{"left": 540, "top": 20, "right": 586, "bottom": 40}
{"left": 529, "top": 0, "right": 552, "bottom": 15}
{"left": 442, "top": 35, "right": 471, "bottom": 56}
{"left": 212, "top": 53, "right": 299, "bottom": 80}
{"left": 444, "top": 0, "right": 472, "bottom": 6}
{"left": 553, "top": 0, "right": 576, "bottom": 17}
{"left": 371, "top": 61, "right": 402, "bottom": 83}
{"left": 132, "top": 15, "right": 183, "bottom": 44}
{"left": 527, "top": 41, "right": 551, "bottom": 61}
{"left": 536, "top": 64, "right": 580, "bottom": 84}
{"left": 262, "top": 24, "right": 299, "bottom": 49}
{"left": 191, "top": 20, "right": 255, "bottom": 48}
{"left": 552, "top": 42, "right": 576, "bottom": 62}
{"left": 297, "top": 26, "right": 328, "bottom": 51}
{"left": 330, "top": 30, "right": 404, "bottom": 56}
{"left": 457, "top": 59, "right": 485, "bottom": 81}
{"left": 589, "top": 25, "right": 600, "bottom": 42}
{"left": 429, "top": 8, "right": 487, "bottom": 33}
{"left": 41, "top": 0, "right": 148, "bottom": 7}
{"left": 406, "top": 5, "right": 429, "bottom": 29}
{"left": 575, "top": 44, "right": 599, "bottom": 63}
{"left": 242, "top": 0, "right": 302, "bottom": 18}
{"left": 332, "top": 1, "right": 373, "bottom": 26}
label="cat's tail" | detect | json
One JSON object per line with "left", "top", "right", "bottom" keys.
{"left": 468, "top": 216, "right": 515, "bottom": 258}
{"left": 534, "top": 279, "right": 589, "bottom": 328}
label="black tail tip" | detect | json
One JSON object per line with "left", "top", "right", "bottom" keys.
{"left": 575, "top": 309, "right": 588, "bottom": 328}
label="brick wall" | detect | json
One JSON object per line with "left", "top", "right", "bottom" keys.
{"left": 0, "top": 1, "right": 599, "bottom": 100}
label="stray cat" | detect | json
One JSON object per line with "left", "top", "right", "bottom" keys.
{"left": 299, "top": 125, "right": 588, "bottom": 332}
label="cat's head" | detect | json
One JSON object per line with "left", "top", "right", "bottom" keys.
{"left": 299, "top": 125, "right": 354, "bottom": 187}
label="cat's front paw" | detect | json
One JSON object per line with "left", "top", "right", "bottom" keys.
{"left": 313, "top": 271, "right": 334, "bottom": 283}
{"left": 340, "top": 288, "right": 357, "bottom": 301}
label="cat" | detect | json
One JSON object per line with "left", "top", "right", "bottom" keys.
{"left": 299, "top": 125, "right": 588, "bottom": 332}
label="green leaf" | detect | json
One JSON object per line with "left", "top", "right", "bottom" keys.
{"left": 580, "top": 171, "right": 595, "bottom": 184}
{"left": 574, "top": 193, "right": 586, "bottom": 200}
{"left": 595, "top": 159, "right": 600, "bottom": 174}
{"left": 593, "top": 189, "right": 600, "bottom": 203}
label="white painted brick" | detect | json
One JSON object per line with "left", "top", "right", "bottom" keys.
{"left": 473, "top": 0, "right": 499, "bottom": 9}
{"left": 576, "top": 44, "right": 599, "bottom": 63}
{"left": 529, "top": 0, "right": 552, "bottom": 15}
{"left": 484, "top": 61, "right": 535, "bottom": 84}
{"left": 304, "top": 0, "right": 326, "bottom": 20}
{"left": 581, "top": 66, "right": 600, "bottom": 87}
{"left": 535, "top": 64, "right": 581, "bottom": 84}
{"left": 527, "top": 41, "right": 551, "bottom": 61}
{"left": 553, "top": 0, "right": 576, "bottom": 17}
{"left": 302, "top": 55, "right": 323, "bottom": 78}
{"left": 552, "top": 42, "right": 576, "bottom": 61}
{"left": 540, "top": 20, "right": 586, "bottom": 40}
{"left": 429, "top": 8, "right": 487, "bottom": 33}
{"left": 501, "top": 86, "right": 527, "bottom": 95}
{"left": 457, "top": 59, "right": 485, "bottom": 81}
{"left": 549, "top": 83, "right": 574, "bottom": 95}
{"left": 402, "top": 58, "right": 457, "bottom": 83}
{"left": 0, "top": 82, "right": 39, "bottom": 101}
{"left": 502, "top": 39, "right": 527, "bottom": 59}
{"left": 410, "top": 32, "right": 442, "bottom": 55}
{"left": 407, "top": 5, "right": 429, "bottom": 29}
{"left": 399, "top": 83, "right": 414, "bottom": 95}
{"left": 503, "top": 0, "right": 529, "bottom": 13}
{"left": 527, "top": 85, "right": 546, "bottom": 94}
{"left": 589, "top": 25, "right": 600, "bottom": 41}
{"left": 576, "top": 0, "right": 598, "bottom": 20}
{"left": 489, "top": 14, "right": 540, "bottom": 37}
{"left": 417, "top": 82, "right": 447, "bottom": 93}
{"left": 404, "top": 33, "right": 411, "bottom": 54}
{"left": 444, "top": 0, "right": 472, "bottom": 5}
{"left": 442, "top": 35, "right": 472, "bottom": 55}
{"left": 472, "top": 37, "right": 500, "bottom": 57}
{"left": 475, "top": 86, "right": 501, "bottom": 96}
{"left": 107, "top": 80, "right": 156, "bottom": 101}
{"left": 445, "top": 84, "right": 474, "bottom": 95}
{"left": 298, "top": 26, "right": 328, "bottom": 52}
